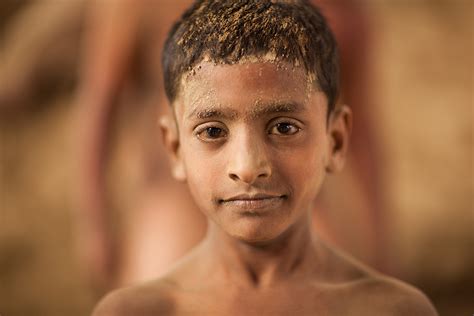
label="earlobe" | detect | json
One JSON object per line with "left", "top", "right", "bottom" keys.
{"left": 326, "top": 105, "right": 352, "bottom": 173}
{"left": 159, "top": 114, "right": 187, "bottom": 181}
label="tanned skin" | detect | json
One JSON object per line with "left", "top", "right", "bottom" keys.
{"left": 92, "top": 61, "right": 437, "bottom": 315}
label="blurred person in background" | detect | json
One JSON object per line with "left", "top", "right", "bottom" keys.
{"left": 74, "top": 0, "right": 386, "bottom": 293}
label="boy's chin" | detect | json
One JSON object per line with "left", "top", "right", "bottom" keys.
{"left": 225, "top": 222, "right": 289, "bottom": 246}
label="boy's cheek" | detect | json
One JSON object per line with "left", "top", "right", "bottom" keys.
{"left": 184, "top": 160, "right": 218, "bottom": 207}
{"left": 277, "top": 151, "right": 326, "bottom": 196}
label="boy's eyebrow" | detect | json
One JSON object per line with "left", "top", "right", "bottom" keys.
{"left": 250, "top": 102, "right": 305, "bottom": 118}
{"left": 188, "top": 106, "right": 239, "bottom": 120}
{"left": 187, "top": 102, "right": 305, "bottom": 120}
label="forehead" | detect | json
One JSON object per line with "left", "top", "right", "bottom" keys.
{"left": 175, "top": 61, "right": 320, "bottom": 119}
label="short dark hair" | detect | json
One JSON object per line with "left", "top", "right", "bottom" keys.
{"left": 162, "top": 0, "right": 340, "bottom": 113}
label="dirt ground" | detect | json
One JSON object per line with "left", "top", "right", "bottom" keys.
{"left": 0, "top": 1, "right": 472, "bottom": 315}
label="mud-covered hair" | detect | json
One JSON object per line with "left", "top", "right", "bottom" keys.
{"left": 162, "top": 0, "right": 340, "bottom": 113}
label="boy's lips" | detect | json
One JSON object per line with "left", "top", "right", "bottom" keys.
{"left": 219, "top": 193, "right": 287, "bottom": 212}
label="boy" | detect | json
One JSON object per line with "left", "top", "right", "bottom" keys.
{"left": 93, "top": 1, "right": 437, "bottom": 315}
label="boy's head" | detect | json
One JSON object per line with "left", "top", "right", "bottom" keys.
{"left": 162, "top": 0, "right": 340, "bottom": 113}
{"left": 160, "top": 0, "right": 351, "bottom": 244}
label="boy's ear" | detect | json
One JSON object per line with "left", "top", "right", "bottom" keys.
{"left": 326, "top": 105, "right": 352, "bottom": 173}
{"left": 159, "top": 114, "right": 187, "bottom": 181}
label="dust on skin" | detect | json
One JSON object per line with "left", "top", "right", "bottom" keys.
{"left": 178, "top": 54, "right": 319, "bottom": 113}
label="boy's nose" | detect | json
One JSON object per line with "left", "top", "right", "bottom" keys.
{"left": 227, "top": 133, "right": 271, "bottom": 184}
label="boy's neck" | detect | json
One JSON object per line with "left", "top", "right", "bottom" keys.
{"left": 202, "top": 212, "right": 323, "bottom": 288}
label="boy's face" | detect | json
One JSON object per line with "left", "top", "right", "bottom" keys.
{"left": 161, "top": 60, "right": 351, "bottom": 243}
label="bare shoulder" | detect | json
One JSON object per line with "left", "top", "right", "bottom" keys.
{"left": 359, "top": 274, "right": 439, "bottom": 316}
{"left": 91, "top": 279, "right": 177, "bottom": 316}
{"left": 322, "top": 244, "right": 438, "bottom": 315}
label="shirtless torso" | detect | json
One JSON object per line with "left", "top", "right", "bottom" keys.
{"left": 92, "top": 232, "right": 437, "bottom": 316}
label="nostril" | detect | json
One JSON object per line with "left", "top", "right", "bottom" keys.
{"left": 229, "top": 173, "right": 239, "bottom": 181}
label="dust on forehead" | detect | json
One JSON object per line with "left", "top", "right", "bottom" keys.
{"left": 178, "top": 58, "right": 317, "bottom": 109}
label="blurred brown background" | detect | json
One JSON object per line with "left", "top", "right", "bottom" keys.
{"left": 0, "top": 0, "right": 472, "bottom": 315}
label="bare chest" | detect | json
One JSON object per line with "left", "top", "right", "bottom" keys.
{"left": 169, "top": 285, "right": 366, "bottom": 316}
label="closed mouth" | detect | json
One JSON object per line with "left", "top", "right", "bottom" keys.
{"left": 220, "top": 193, "right": 287, "bottom": 203}
{"left": 218, "top": 194, "right": 287, "bottom": 212}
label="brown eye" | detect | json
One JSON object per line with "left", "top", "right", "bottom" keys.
{"left": 206, "top": 127, "right": 224, "bottom": 138}
{"left": 196, "top": 125, "right": 227, "bottom": 141}
{"left": 270, "top": 122, "right": 300, "bottom": 135}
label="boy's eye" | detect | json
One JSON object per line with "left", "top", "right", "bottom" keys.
{"left": 270, "top": 122, "right": 300, "bottom": 136}
{"left": 196, "top": 126, "right": 227, "bottom": 141}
